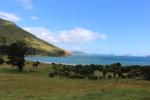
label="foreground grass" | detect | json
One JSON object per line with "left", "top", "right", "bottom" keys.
{"left": 0, "top": 63, "right": 150, "bottom": 100}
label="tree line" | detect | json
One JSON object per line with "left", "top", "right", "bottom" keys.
{"left": 49, "top": 63, "right": 150, "bottom": 81}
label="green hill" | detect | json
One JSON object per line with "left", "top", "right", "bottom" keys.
{"left": 0, "top": 18, "right": 70, "bottom": 56}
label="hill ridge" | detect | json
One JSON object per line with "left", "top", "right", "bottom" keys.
{"left": 0, "top": 18, "right": 70, "bottom": 56}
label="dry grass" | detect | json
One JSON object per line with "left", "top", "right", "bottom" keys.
{"left": 0, "top": 63, "right": 150, "bottom": 100}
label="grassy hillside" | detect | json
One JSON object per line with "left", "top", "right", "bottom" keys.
{"left": 0, "top": 18, "right": 70, "bottom": 56}
{"left": 0, "top": 63, "right": 150, "bottom": 100}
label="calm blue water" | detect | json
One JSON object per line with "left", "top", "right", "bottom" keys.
{"left": 25, "top": 55, "right": 150, "bottom": 65}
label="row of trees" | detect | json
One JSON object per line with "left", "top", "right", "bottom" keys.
{"left": 0, "top": 39, "right": 27, "bottom": 72}
{"left": 49, "top": 63, "right": 150, "bottom": 80}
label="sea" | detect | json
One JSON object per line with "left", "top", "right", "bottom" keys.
{"left": 25, "top": 55, "right": 150, "bottom": 66}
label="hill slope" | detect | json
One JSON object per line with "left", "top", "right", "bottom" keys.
{"left": 0, "top": 18, "right": 70, "bottom": 56}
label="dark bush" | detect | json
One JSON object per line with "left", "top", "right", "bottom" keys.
{"left": 144, "top": 73, "right": 150, "bottom": 81}
{"left": 88, "top": 76, "right": 98, "bottom": 80}
{"left": 75, "top": 74, "right": 86, "bottom": 79}
{"left": 121, "top": 74, "right": 127, "bottom": 79}
{"left": 127, "top": 73, "right": 133, "bottom": 79}
{"left": 0, "top": 58, "right": 5, "bottom": 65}
{"left": 48, "top": 71, "right": 57, "bottom": 77}
{"left": 108, "top": 75, "right": 113, "bottom": 79}
{"left": 70, "top": 73, "right": 86, "bottom": 79}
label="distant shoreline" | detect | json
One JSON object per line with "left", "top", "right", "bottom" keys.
{"left": 27, "top": 60, "right": 77, "bottom": 66}
{"left": 27, "top": 60, "right": 150, "bottom": 67}
{"left": 25, "top": 55, "right": 150, "bottom": 66}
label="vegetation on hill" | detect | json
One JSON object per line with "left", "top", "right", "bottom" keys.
{"left": 0, "top": 18, "right": 70, "bottom": 56}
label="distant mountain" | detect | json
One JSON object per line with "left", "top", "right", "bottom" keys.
{"left": 0, "top": 18, "right": 70, "bottom": 56}
{"left": 71, "top": 51, "right": 87, "bottom": 55}
{"left": 88, "top": 53, "right": 115, "bottom": 56}
{"left": 146, "top": 55, "right": 150, "bottom": 58}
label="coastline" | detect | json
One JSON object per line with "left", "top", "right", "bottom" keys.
{"left": 27, "top": 60, "right": 77, "bottom": 66}
{"left": 25, "top": 55, "right": 150, "bottom": 66}
{"left": 26, "top": 59, "right": 150, "bottom": 67}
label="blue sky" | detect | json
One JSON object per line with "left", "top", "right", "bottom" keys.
{"left": 0, "top": 0, "right": 150, "bottom": 56}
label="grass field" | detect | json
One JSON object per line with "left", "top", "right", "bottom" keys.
{"left": 0, "top": 63, "right": 150, "bottom": 100}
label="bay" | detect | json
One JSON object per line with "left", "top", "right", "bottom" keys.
{"left": 25, "top": 55, "right": 150, "bottom": 65}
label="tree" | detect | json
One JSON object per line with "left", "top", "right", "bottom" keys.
{"left": 103, "top": 65, "right": 109, "bottom": 79}
{"left": 7, "top": 42, "right": 27, "bottom": 72}
{"left": 111, "top": 63, "right": 122, "bottom": 78}
{"left": 32, "top": 61, "right": 40, "bottom": 71}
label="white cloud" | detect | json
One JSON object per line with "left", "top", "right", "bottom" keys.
{"left": 23, "top": 27, "right": 107, "bottom": 45}
{"left": 31, "top": 16, "right": 38, "bottom": 20}
{"left": 24, "top": 27, "right": 59, "bottom": 44}
{"left": 16, "top": 0, "right": 33, "bottom": 10}
{"left": 58, "top": 28, "right": 107, "bottom": 43}
{"left": 0, "top": 11, "right": 21, "bottom": 22}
